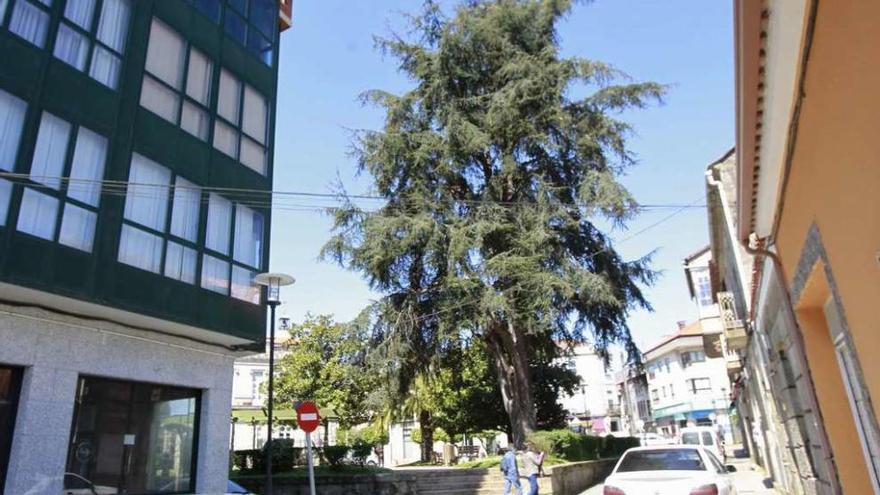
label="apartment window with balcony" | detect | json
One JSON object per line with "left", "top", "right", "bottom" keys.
{"left": 54, "top": 0, "right": 132, "bottom": 89}
{"left": 5, "top": 0, "right": 52, "bottom": 48}
{"left": 687, "top": 378, "right": 712, "bottom": 395}
{"left": 141, "top": 18, "right": 213, "bottom": 141}
{"left": 16, "top": 112, "right": 107, "bottom": 252}
{"left": 213, "top": 69, "right": 268, "bottom": 175}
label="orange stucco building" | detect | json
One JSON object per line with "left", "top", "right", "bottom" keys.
{"left": 735, "top": 0, "right": 880, "bottom": 493}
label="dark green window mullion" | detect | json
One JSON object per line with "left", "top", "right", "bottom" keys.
{"left": 157, "top": 170, "right": 181, "bottom": 278}
{"left": 193, "top": 188, "right": 209, "bottom": 290}
{"left": 174, "top": 43, "right": 193, "bottom": 127}
{"left": 80, "top": 0, "right": 106, "bottom": 79}
{"left": 49, "top": 123, "right": 81, "bottom": 243}
{"left": 225, "top": 201, "right": 237, "bottom": 294}
{"left": 234, "top": 75, "right": 245, "bottom": 161}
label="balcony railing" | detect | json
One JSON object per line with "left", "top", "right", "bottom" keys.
{"left": 718, "top": 291, "right": 748, "bottom": 351}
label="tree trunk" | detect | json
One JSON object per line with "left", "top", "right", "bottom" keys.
{"left": 486, "top": 320, "right": 536, "bottom": 448}
{"left": 419, "top": 410, "right": 434, "bottom": 462}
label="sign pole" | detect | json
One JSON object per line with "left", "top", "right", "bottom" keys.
{"left": 295, "top": 400, "right": 320, "bottom": 495}
{"left": 305, "top": 433, "right": 316, "bottom": 495}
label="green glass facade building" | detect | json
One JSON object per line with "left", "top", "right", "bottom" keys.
{"left": 0, "top": 0, "right": 292, "bottom": 492}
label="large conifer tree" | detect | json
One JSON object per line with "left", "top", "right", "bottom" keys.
{"left": 324, "top": 0, "right": 664, "bottom": 446}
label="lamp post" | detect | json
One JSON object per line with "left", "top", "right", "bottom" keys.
{"left": 254, "top": 272, "right": 295, "bottom": 495}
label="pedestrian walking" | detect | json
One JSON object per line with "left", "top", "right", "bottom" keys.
{"left": 500, "top": 446, "right": 523, "bottom": 495}
{"left": 522, "top": 443, "right": 543, "bottom": 495}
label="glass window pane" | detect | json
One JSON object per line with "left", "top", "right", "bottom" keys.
{"left": 145, "top": 18, "right": 184, "bottom": 88}
{"left": 54, "top": 23, "right": 90, "bottom": 71}
{"left": 118, "top": 224, "right": 163, "bottom": 273}
{"left": 250, "top": 0, "right": 275, "bottom": 37}
{"left": 212, "top": 120, "right": 238, "bottom": 159}
{"left": 246, "top": 29, "right": 272, "bottom": 66}
{"left": 67, "top": 127, "right": 107, "bottom": 206}
{"left": 89, "top": 46, "right": 121, "bottom": 89}
{"left": 58, "top": 203, "right": 96, "bottom": 252}
{"left": 169, "top": 177, "right": 200, "bottom": 242}
{"left": 63, "top": 0, "right": 95, "bottom": 29}
{"left": 123, "top": 153, "right": 171, "bottom": 231}
{"left": 96, "top": 0, "right": 130, "bottom": 53}
{"left": 241, "top": 85, "right": 266, "bottom": 144}
{"left": 223, "top": 10, "right": 246, "bottom": 45}
{"left": 9, "top": 0, "right": 50, "bottom": 48}
{"left": 185, "top": 48, "right": 212, "bottom": 105}
{"left": 228, "top": 0, "right": 245, "bottom": 14}
{"left": 0, "top": 89, "right": 27, "bottom": 172}
{"left": 140, "top": 75, "right": 180, "bottom": 124}
{"left": 165, "top": 241, "right": 196, "bottom": 284}
{"left": 231, "top": 266, "right": 259, "bottom": 304}
{"left": 233, "top": 205, "right": 262, "bottom": 268}
{"left": 17, "top": 188, "right": 58, "bottom": 240}
{"left": 217, "top": 69, "right": 241, "bottom": 124}
{"left": 180, "top": 102, "right": 210, "bottom": 141}
{"left": 205, "top": 193, "right": 231, "bottom": 254}
{"left": 30, "top": 112, "right": 71, "bottom": 190}
{"left": 192, "top": 0, "right": 219, "bottom": 22}
{"left": 239, "top": 136, "right": 265, "bottom": 174}
{"left": 0, "top": 179, "right": 12, "bottom": 226}
{"left": 201, "top": 255, "right": 229, "bottom": 294}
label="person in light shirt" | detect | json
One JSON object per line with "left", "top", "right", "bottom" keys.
{"left": 521, "top": 443, "right": 544, "bottom": 495}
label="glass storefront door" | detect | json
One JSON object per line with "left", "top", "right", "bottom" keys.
{"left": 0, "top": 365, "right": 23, "bottom": 492}
{"left": 65, "top": 376, "right": 201, "bottom": 494}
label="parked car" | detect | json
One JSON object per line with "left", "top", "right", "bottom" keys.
{"left": 602, "top": 445, "right": 737, "bottom": 495}
{"left": 639, "top": 432, "right": 674, "bottom": 446}
{"left": 679, "top": 426, "right": 725, "bottom": 461}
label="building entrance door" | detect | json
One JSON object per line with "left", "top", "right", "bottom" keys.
{"left": 0, "top": 365, "right": 23, "bottom": 492}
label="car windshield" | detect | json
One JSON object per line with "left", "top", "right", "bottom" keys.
{"left": 616, "top": 449, "right": 707, "bottom": 472}
{"left": 681, "top": 432, "right": 700, "bottom": 445}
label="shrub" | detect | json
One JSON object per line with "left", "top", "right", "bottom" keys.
{"left": 262, "top": 438, "right": 296, "bottom": 472}
{"left": 232, "top": 449, "right": 262, "bottom": 472}
{"left": 351, "top": 441, "right": 373, "bottom": 465}
{"left": 322, "top": 445, "right": 351, "bottom": 467}
{"left": 530, "top": 429, "right": 599, "bottom": 461}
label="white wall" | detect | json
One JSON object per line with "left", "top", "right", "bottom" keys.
{"left": 0, "top": 304, "right": 236, "bottom": 494}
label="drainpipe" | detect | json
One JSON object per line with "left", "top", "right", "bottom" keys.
{"left": 740, "top": 237, "right": 843, "bottom": 495}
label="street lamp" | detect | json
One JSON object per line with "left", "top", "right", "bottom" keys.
{"left": 254, "top": 272, "right": 295, "bottom": 495}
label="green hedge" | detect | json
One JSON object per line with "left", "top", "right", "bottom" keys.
{"left": 529, "top": 430, "right": 640, "bottom": 462}
{"left": 232, "top": 440, "right": 305, "bottom": 473}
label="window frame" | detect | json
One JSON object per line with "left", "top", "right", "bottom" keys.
{"left": 187, "top": 0, "right": 278, "bottom": 67}
{"left": 4, "top": 0, "right": 53, "bottom": 48}
{"left": 15, "top": 111, "right": 107, "bottom": 253}
{"left": 54, "top": 0, "right": 133, "bottom": 89}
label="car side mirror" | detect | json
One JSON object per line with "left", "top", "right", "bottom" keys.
{"left": 725, "top": 465, "right": 737, "bottom": 473}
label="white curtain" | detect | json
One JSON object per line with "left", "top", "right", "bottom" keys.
{"left": 68, "top": 127, "right": 107, "bottom": 206}
{"left": 205, "top": 193, "right": 231, "bottom": 254}
{"left": 242, "top": 85, "right": 266, "bottom": 144}
{"left": 90, "top": 46, "right": 121, "bottom": 89}
{"left": 233, "top": 205, "right": 262, "bottom": 268}
{"left": 185, "top": 48, "right": 212, "bottom": 105}
{"left": 231, "top": 266, "right": 259, "bottom": 304}
{"left": 118, "top": 224, "right": 163, "bottom": 273}
{"left": 239, "top": 136, "right": 265, "bottom": 175}
{"left": 9, "top": 0, "right": 50, "bottom": 48}
{"left": 63, "top": 0, "right": 95, "bottom": 29}
{"left": 123, "top": 153, "right": 170, "bottom": 231}
{"left": 180, "top": 102, "right": 209, "bottom": 141}
{"left": 164, "top": 241, "right": 196, "bottom": 284}
{"left": 212, "top": 121, "right": 238, "bottom": 158}
{"left": 96, "top": 0, "right": 130, "bottom": 53}
{"left": 140, "top": 75, "right": 180, "bottom": 123}
{"left": 0, "top": 89, "right": 27, "bottom": 172}
{"left": 17, "top": 188, "right": 58, "bottom": 240}
{"left": 217, "top": 69, "right": 241, "bottom": 123}
{"left": 145, "top": 18, "right": 184, "bottom": 88}
{"left": 54, "top": 23, "right": 90, "bottom": 70}
{"left": 58, "top": 203, "right": 96, "bottom": 252}
{"left": 201, "top": 255, "right": 229, "bottom": 294}
{"left": 169, "top": 176, "right": 200, "bottom": 242}
{"left": 30, "top": 112, "right": 71, "bottom": 190}
{"left": 0, "top": 179, "right": 13, "bottom": 226}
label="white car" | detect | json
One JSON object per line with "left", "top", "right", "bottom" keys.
{"left": 640, "top": 432, "right": 675, "bottom": 446}
{"left": 603, "top": 445, "right": 738, "bottom": 495}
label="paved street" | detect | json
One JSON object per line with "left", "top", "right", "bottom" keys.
{"left": 579, "top": 456, "right": 779, "bottom": 495}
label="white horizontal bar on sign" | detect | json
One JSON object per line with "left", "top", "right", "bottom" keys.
{"left": 300, "top": 413, "right": 318, "bottom": 421}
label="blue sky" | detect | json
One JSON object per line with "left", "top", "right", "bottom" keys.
{"left": 268, "top": 0, "right": 734, "bottom": 350}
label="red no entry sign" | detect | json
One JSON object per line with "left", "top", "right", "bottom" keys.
{"left": 296, "top": 401, "right": 320, "bottom": 433}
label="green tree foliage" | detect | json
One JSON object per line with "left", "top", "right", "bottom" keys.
{"left": 324, "top": 0, "right": 663, "bottom": 446}
{"left": 274, "top": 315, "right": 376, "bottom": 429}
